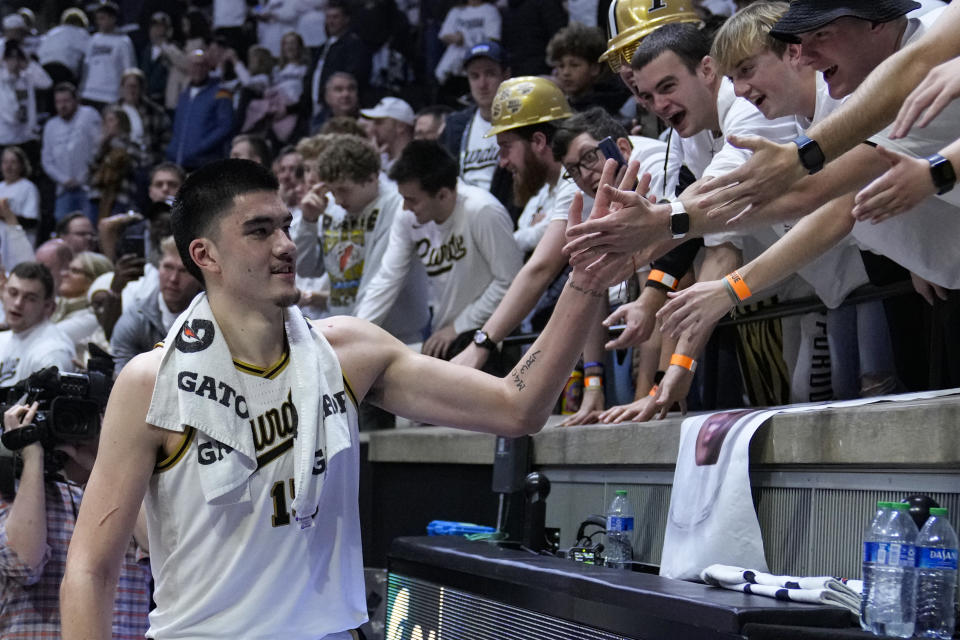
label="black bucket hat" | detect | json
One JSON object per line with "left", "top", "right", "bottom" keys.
{"left": 770, "top": 0, "right": 920, "bottom": 43}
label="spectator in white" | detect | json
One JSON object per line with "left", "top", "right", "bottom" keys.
{"left": 109, "top": 236, "right": 202, "bottom": 373}
{"left": 0, "top": 146, "right": 39, "bottom": 243}
{"left": 52, "top": 251, "right": 113, "bottom": 353}
{"left": 435, "top": 0, "right": 502, "bottom": 85}
{"left": 0, "top": 13, "right": 30, "bottom": 57}
{"left": 0, "top": 195, "right": 34, "bottom": 277}
{"left": 43, "top": 83, "right": 102, "bottom": 221}
{"left": 440, "top": 42, "right": 514, "bottom": 211}
{"left": 34, "top": 240, "right": 73, "bottom": 293}
{"left": 212, "top": 0, "right": 250, "bottom": 53}
{"left": 297, "top": 0, "right": 328, "bottom": 52}
{"left": 294, "top": 134, "right": 429, "bottom": 343}
{"left": 355, "top": 140, "right": 522, "bottom": 358}
{"left": 55, "top": 213, "right": 98, "bottom": 254}
{"left": 0, "top": 263, "right": 75, "bottom": 385}
{"left": 239, "top": 31, "right": 308, "bottom": 144}
{"left": 415, "top": 105, "right": 453, "bottom": 141}
{"left": 80, "top": 2, "right": 136, "bottom": 109}
{"left": 360, "top": 97, "right": 415, "bottom": 172}
{"left": 255, "top": 0, "right": 300, "bottom": 58}
{"left": 37, "top": 8, "right": 90, "bottom": 85}
{"left": 0, "top": 41, "right": 51, "bottom": 163}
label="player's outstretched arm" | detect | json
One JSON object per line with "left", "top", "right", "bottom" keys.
{"left": 61, "top": 350, "right": 167, "bottom": 640}
{"left": 329, "top": 163, "right": 636, "bottom": 436}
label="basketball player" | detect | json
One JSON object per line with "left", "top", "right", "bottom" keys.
{"left": 59, "top": 158, "right": 622, "bottom": 638}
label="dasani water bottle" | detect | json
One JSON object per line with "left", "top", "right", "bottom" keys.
{"left": 915, "top": 507, "right": 958, "bottom": 639}
{"left": 861, "top": 502, "right": 918, "bottom": 637}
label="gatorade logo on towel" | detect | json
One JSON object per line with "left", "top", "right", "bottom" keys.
{"left": 175, "top": 319, "right": 215, "bottom": 353}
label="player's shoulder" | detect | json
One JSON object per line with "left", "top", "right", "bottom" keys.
{"left": 310, "top": 315, "right": 408, "bottom": 398}
{"left": 116, "top": 347, "right": 164, "bottom": 391}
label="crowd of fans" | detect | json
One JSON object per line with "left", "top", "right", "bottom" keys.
{"left": 0, "top": 0, "right": 957, "bottom": 634}
{"left": 0, "top": 0, "right": 953, "bottom": 429}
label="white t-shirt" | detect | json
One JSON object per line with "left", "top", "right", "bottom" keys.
{"left": 514, "top": 176, "right": 579, "bottom": 252}
{"left": 629, "top": 134, "right": 682, "bottom": 202}
{"left": 213, "top": 0, "right": 249, "bottom": 28}
{"left": 0, "top": 320, "right": 76, "bottom": 386}
{"left": 81, "top": 32, "right": 136, "bottom": 104}
{"left": 435, "top": 3, "right": 502, "bottom": 82}
{"left": 0, "top": 178, "right": 39, "bottom": 223}
{"left": 37, "top": 24, "right": 90, "bottom": 76}
{"left": 459, "top": 110, "right": 500, "bottom": 192}
{"left": 355, "top": 181, "right": 522, "bottom": 333}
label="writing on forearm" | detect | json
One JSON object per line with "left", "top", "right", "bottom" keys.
{"left": 510, "top": 349, "right": 542, "bottom": 391}
{"left": 567, "top": 279, "right": 605, "bottom": 299}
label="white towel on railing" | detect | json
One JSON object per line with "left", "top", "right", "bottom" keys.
{"left": 700, "top": 564, "right": 862, "bottom": 614}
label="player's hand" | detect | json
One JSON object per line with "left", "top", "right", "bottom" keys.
{"left": 695, "top": 135, "right": 807, "bottom": 224}
{"left": 449, "top": 342, "right": 489, "bottom": 370}
{"left": 564, "top": 161, "right": 667, "bottom": 278}
{"left": 603, "top": 288, "right": 666, "bottom": 349}
{"left": 300, "top": 182, "right": 329, "bottom": 223}
{"left": 910, "top": 271, "right": 948, "bottom": 306}
{"left": 892, "top": 57, "right": 960, "bottom": 139}
{"left": 658, "top": 279, "right": 733, "bottom": 341}
{"left": 560, "top": 387, "right": 605, "bottom": 426}
{"left": 422, "top": 324, "right": 458, "bottom": 359}
{"left": 852, "top": 146, "right": 935, "bottom": 223}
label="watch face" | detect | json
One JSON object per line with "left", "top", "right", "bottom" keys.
{"left": 473, "top": 330, "right": 487, "bottom": 345}
{"left": 670, "top": 212, "right": 690, "bottom": 235}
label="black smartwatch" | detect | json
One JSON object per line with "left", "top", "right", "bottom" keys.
{"left": 473, "top": 329, "right": 496, "bottom": 351}
{"left": 793, "top": 135, "right": 825, "bottom": 174}
{"left": 927, "top": 153, "right": 956, "bottom": 195}
{"left": 669, "top": 201, "right": 689, "bottom": 239}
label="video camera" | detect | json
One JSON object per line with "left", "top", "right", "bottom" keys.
{"left": 0, "top": 363, "right": 113, "bottom": 452}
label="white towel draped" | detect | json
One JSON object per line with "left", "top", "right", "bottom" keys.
{"left": 146, "top": 293, "right": 352, "bottom": 529}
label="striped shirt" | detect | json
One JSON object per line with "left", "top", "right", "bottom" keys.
{"left": 0, "top": 479, "right": 151, "bottom": 638}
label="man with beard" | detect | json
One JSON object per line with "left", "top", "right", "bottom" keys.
{"left": 489, "top": 76, "right": 578, "bottom": 254}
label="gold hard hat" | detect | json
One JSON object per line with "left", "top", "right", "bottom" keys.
{"left": 600, "top": 0, "right": 703, "bottom": 72}
{"left": 486, "top": 77, "right": 574, "bottom": 137}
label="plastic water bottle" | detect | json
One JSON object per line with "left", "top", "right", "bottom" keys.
{"left": 915, "top": 507, "right": 958, "bottom": 638}
{"left": 861, "top": 501, "right": 919, "bottom": 637}
{"left": 604, "top": 490, "right": 634, "bottom": 569}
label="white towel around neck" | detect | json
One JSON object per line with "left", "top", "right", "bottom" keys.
{"left": 146, "top": 293, "right": 352, "bottom": 529}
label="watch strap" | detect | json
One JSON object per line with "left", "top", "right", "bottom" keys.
{"left": 927, "top": 153, "right": 956, "bottom": 195}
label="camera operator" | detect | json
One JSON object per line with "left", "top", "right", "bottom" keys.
{"left": 0, "top": 262, "right": 75, "bottom": 385}
{"left": 0, "top": 401, "right": 150, "bottom": 637}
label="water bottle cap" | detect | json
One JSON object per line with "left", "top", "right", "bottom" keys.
{"left": 615, "top": 490, "right": 627, "bottom": 496}
{"left": 929, "top": 507, "right": 947, "bottom": 516}
{"left": 891, "top": 502, "right": 910, "bottom": 511}
{"left": 877, "top": 501, "right": 891, "bottom": 508}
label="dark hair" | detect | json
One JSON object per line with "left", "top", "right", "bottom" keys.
{"left": 388, "top": 140, "right": 458, "bottom": 194}
{"left": 416, "top": 104, "right": 454, "bottom": 121}
{"left": 551, "top": 107, "right": 629, "bottom": 160}
{"left": 55, "top": 211, "right": 88, "bottom": 237}
{"left": 231, "top": 134, "right": 273, "bottom": 166}
{"left": 631, "top": 22, "right": 711, "bottom": 74}
{"left": 10, "top": 262, "right": 54, "bottom": 299}
{"left": 546, "top": 23, "right": 606, "bottom": 66}
{"left": 53, "top": 81, "right": 77, "bottom": 97}
{"left": 172, "top": 159, "right": 278, "bottom": 282}
{"left": 183, "top": 8, "right": 211, "bottom": 42}
{"left": 3, "top": 41, "right": 26, "bottom": 61}
{"left": 150, "top": 161, "right": 185, "bottom": 184}
{"left": 326, "top": 0, "right": 352, "bottom": 18}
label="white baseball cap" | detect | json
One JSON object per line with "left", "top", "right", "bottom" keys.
{"left": 360, "top": 97, "right": 415, "bottom": 126}
{"left": 3, "top": 14, "right": 26, "bottom": 31}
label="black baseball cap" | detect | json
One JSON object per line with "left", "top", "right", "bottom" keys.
{"left": 770, "top": 0, "right": 920, "bottom": 43}
{"left": 464, "top": 41, "right": 508, "bottom": 69}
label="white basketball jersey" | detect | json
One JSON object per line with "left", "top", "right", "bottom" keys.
{"left": 144, "top": 350, "right": 365, "bottom": 639}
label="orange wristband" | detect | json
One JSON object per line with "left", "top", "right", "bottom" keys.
{"left": 584, "top": 375, "right": 603, "bottom": 389}
{"left": 725, "top": 270, "right": 752, "bottom": 302}
{"left": 669, "top": 353, "right": 697, "bottom": 373}
{"left": 647, "top": 269, "right": 679, "bottom": 291}
{"left": 648, "top": 384, "right": 659, "bottom": 397}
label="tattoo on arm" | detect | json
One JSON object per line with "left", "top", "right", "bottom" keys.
{"left": 568, "top": 279, "right": 606, "bottom": 299}
{"left": 511, "top": 349, "right": 541, "bottom": 391}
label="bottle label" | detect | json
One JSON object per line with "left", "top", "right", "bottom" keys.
{"left": 608, "top": 516, "right": 634, "bottom": 532}
{"left": 863, "top": 541, "right": 916, "bottom": 567}
{"left": 917, "top": 547, "right": 959, "bottom": 570}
